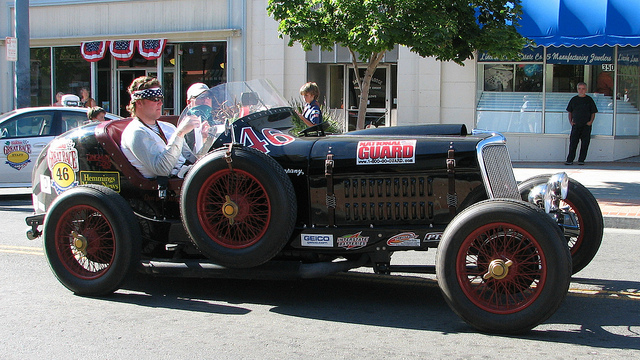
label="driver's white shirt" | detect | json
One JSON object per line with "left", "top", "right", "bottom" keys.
{"left": 120, "top": 118, "right": 195, "bottom": 178}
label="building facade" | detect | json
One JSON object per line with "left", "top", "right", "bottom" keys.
{"left": 1, "top": 0, "right": 639, "bottom": 161}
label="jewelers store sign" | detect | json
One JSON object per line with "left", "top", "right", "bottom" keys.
{"left": 546, "top": 46, "right": 613, "bottom": 65}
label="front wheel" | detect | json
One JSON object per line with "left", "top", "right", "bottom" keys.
{"left": 43, "top": 185, "right": 141, "bottom": 296}
{"left": 518, "top": 174, "right": 603, "bottom": 274}
{"left": 436, "top": 199, "right": 571, "bottom": 334}
{"left": 181, "top": 147, "right": 297, "bottom": 268}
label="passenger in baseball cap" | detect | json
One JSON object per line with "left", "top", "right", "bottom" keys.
{"left": 187, "top": 83, "right": 209, "bottom": 101}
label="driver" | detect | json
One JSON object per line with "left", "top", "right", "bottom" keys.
{"left": 120, "top": 76, "right": 202, "bottom": 179}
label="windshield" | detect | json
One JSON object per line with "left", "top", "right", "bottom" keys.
{"left": 178, "top": 79, "right": 293, "bottom": 154}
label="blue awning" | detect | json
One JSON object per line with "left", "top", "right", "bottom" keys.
{"left": 518, "top": 0, "right": 640, "bottom": 47}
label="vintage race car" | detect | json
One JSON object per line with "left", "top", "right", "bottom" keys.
{"left": 25, "top": 79, "right": 603, "bottom": 334}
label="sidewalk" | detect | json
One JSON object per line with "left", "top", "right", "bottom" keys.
{"left": 513, "top": 155, "right": 640, "bottom": 229}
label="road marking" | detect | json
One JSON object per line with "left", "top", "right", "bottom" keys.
{"left": 569, "top": 287, "right": 640, "bottom": 300}
{"left": 0, "top": 245, "right": 44, "bottom": 256}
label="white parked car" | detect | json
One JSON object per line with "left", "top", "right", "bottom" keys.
{"left": 0, "top": 106, "right": 120, "bottom": 187}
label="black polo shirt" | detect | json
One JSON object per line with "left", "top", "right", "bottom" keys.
{"left": 566, "top": 95, "right": 598, "bottom": 125}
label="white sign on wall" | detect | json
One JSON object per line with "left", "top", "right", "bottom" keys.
{"left": 6, "top": 37, "right": 17, "bottom": 62}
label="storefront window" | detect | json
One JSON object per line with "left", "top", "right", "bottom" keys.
{"left": 616, "top": 47, "right": 640, "bottom": 136}
{"left": 97, "top": 56, "right": 112, "bottom": 112}
{"left": 180, "top": 42, "right": 227, "bottom": 106}
{"left": 54, "top": 46, "right": 90, "bottom": 102}
{"left": 30, "top": 48, "right": 52, "bottom": 107}
{"left": 476, "top": 46, "right": 634, "bottom": 136}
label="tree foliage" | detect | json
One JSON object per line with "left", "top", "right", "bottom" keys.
{"left": 268, "top": 0, "right": 528, "bottom": 130}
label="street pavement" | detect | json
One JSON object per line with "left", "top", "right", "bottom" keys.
{"left": 2, "top": 156, "right": 639, "bottom": 229}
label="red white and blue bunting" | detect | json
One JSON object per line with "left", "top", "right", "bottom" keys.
{"left": 138, "top": 39, "right": 167, "bottom": 60}
{"left": 81, "top": 39, "right": 167, "bottom": 62}
{"left": 109, "top": 40, "right": 136, "bottom": 61}
{"left": 80, "top": 41, "right": 109, "bottom": 62}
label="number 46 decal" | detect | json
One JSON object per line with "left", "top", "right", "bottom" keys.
{"left": 239, "top": 127, "right": 295, "bottom": 153}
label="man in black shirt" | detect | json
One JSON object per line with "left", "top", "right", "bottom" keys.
{"left": 565, "top": 82, "right": 598, "bottom": 165}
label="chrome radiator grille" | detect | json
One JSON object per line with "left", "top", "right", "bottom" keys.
{"left": 479, "top": 142, "right": 519, "bottom": 199}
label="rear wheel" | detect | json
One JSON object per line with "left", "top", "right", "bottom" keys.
{"left": 518, "top": 174, "right": 603, "bottom": 274}
{"left": 181, "top": 147, "right": 296, "bottom": 268}
{"left": 43, "top": 185, "right": 141, "bottom": 296}
{"left": 437, "top": 199, "right": 571, "bottom": 334}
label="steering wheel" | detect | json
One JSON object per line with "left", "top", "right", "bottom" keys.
{"left": 298, "top": 121, "right": 329, "bottom": 137}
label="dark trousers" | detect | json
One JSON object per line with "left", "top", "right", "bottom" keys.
{"left": 567, "top": 124, "right": 592, "bottom": 162}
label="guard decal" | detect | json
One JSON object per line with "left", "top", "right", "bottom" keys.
{"left": 47, "top": 139, "right": 79, "bottom": 194}
{"left": 80, "top": 171, "right": 121, "bottom": 192}
{"left": 387, "top": 232, "right": 421, "bottom": 247}
{"left": 337, "top": 231, "right": 369, "bottom": 250}
{"left": 4, "top": 140, "right": 32, "bottom": 170}
{"left": 301, "top": 234, "right": 334, "bottom": 247}
{"left": 357, "top": 140, "right": 416, "bottom": 165}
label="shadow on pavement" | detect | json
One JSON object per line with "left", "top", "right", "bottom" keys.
{"left": 112, "top": 271, "right": 639, "bottom": 349}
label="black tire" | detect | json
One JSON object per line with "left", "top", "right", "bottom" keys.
{"left": 518, "top": 174, "right": 603, "bottom": 274}
{"left": 43, "top": 185, "right": 141, "bottom": 296}
{"left": 181, "top": 146, "right": 297, "bottom": 268}
{"left": 436, "top": 199, "right": 572, "bottom": 334}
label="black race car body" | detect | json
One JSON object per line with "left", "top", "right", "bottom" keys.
{"left": 26, "top": 79, "right": 603, "bottom": 334}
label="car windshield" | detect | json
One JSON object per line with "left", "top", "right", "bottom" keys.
{"left": 178, "top": 79, "right": 293, "bottom": 154}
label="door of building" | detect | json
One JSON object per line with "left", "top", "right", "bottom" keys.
{"left": 117, "top": 70, "right": 146, "bottom": 117}
{"left": 346, "top": 65, "right": 391, "bottom": 131}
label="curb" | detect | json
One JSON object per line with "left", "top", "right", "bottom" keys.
{"left": 604, "top": 216, "right": 640, "bottom": 230}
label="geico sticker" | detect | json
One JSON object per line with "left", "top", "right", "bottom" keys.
{"left": 301, "top": 234, "right": 334, "bottom": 247}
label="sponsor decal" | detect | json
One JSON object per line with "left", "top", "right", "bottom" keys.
{"left": 4, "top": 140, "right": 32, "bottom": 170}
{"left": 387, "top": 232, "right": 421, "bottom": 247}
{"left": 284, "top": 168, "right": 304, "bottom": 177}
{"left": 301, "top": 234, "right": 334, "bottom": 247}
{"left": 357, "top": 140, "right": 416, "bottom": 165}
{"left": 87, "top": 154, "right": 112, "bottom": 170}
{"left": 337, "top": 231, "right": 369, "bottom": 250}
{"left": 47, "top": 139, "right": 79, "bottom": 194}
{"left": 80, "top": 171, "right": 121, "bottom": 192}
{"left": 424, "top": 232, "right": 443, "bottom": 242}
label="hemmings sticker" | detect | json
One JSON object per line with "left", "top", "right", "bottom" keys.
{"left": 301, "top": 234, "right": 334, "bottom": 247}
{"left": 80, "top": 171, "right": 121, "bottom": 192}
{"left": 47, "top": 139, "right": 79, "bottom": 194}
{"left": 4, "top": 139, "right": 32, "bottom": 170}
{"left": 387, "top": 232, "right": 421, "bottom": 247}
{"left": 337, "top": 231, "right": 369, "bottom": 250}
{"left": 357, "top": 140, "right": 416, "bottom": 165}
{"left": 424, "top": 232, "right": 443, "bottom": 242}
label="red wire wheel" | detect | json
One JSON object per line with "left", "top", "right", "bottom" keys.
{"left": 181, "top": 147, "right": 296, "bottom": 268}
{"left": 54, "top": 204, "right": 116, "bottom": 280}
{"left": 43, "top": 185, "right": 141, "bottom": 296}
{"left": 518, "top": 174, "right": 603, "bottom": 274}
{"left": 456, "top": 222, "right": 546, "bottom": 314}
{"left": 437, "top": 199, "right": 571, "bottom": 334}
{"left": 197, "top": 169, "right": 271, "bottom": 249}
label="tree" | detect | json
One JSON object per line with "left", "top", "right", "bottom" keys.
{"left": 267, "top": 0, "right": 528, "bottom": 130}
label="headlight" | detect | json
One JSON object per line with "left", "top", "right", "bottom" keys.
{"left": 528, "top": 173, "right": 569, "bottom": 213}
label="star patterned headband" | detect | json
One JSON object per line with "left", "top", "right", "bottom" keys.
{"left": 131, "top": 87, "right": 163, "bottom": 101}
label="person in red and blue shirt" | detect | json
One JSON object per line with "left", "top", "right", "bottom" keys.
{"left": 299, "top": 82, "right": 323, "bottom": 126}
